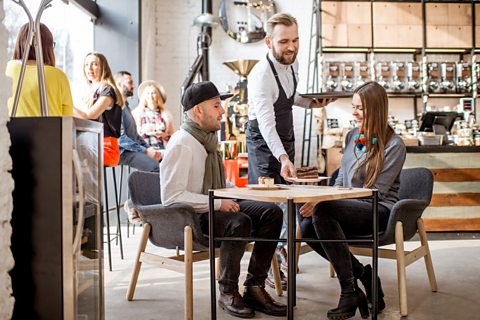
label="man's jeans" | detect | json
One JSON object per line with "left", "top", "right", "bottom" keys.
{"left": 199, "top": 200, "right": 283, "bottom": 293}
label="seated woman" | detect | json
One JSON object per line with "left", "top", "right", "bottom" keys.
{"left": 74, "top": 52, "right": 124, "bottom": 167}
{"left": 6, "top": 23, "right": 73, "bottom": 116}
{"left": 132, "top": 80, "right": 174, "bottom": 149}
{"left": 298, "top": 81, "right": 406, "bottom": 320}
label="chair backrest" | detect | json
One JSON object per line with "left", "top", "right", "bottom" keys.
{"left": 128, "top": 170, "right": 209, "bottom": 251}
{"left": 379, "top": 167, "right": 434, "bottom": 245}
{"left": 128, "top": 171, "right": 162, "bottom": 206}
{"left": 398, "top": 167, "right": 434, "bottom": 205}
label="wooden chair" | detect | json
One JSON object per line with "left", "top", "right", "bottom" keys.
{"left": 333, "top": 167, "right": 438, "bottom": 316}
{"left": 125, "top": 171, "right": 282, "bottom": 319}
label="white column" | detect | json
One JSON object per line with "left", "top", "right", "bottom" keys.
{"left": 0, "top": 3, "right": 15, "bottom": 318}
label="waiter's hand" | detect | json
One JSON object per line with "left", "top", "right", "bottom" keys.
{"left": 279, "top": 154, "right": 296, "bottom": 180}
{"left": 310, "top": 98, "right": 336, "bottom": 108}
{"left": 220, "top": 199, "right": 240, "bottom": 213}
{"left": 299, "top": 201, "right": 319, "bottom": 218}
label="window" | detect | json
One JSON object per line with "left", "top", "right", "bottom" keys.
{"left": 3, "top": 0, "right": 94, "bottom": 104}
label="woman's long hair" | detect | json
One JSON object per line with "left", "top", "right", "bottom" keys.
{"left": 139, "top": 84, "right": 165, "bottom": 113}
{"left": 354, "top": 81, "right": 394, "bottom": 188}
{"left": 83, "top": 52, "right": 124, "bottom": 108}
{"left": 13, "top": 23, "right": 55, "bottom": 66}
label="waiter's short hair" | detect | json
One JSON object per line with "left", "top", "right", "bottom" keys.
{"left": 266, "top": 13, "right": 297, "bottom": 37}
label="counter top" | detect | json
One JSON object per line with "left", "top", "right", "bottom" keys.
{"left": 406, "top": 146, "right": 480, "bottom": 153}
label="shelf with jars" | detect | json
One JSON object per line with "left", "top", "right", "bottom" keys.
{"left": 317, "top": 0, "right": 478, "bottom": 116}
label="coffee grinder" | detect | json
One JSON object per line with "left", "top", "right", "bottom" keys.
{"left": 391, "top": 61, "right": 406, "bottom": 92}
{"left": 376, "top": 62, "right": 391, "bottom": 90}
{"left": 223, "top": 59, "right": 259, "bottom": 137}
{"left": 406, "top": 61, "right": 421, "bottom": 93}
{"left": 340, "top": 62, "right": 354, "bottom": 91}
{"left": 354, "top": 61, "right": 369, "bottom": 89}
{"left": 325, "top": 62, "right": 340, "bottom": 91}
{"left": 439, "top": 62, "right": 456, "bottom": 93}
{"left": 456, "top": 62, "right": 472, "bottom": 94}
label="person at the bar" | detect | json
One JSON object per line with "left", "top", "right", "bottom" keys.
{"left": 298, "top": 81, "right": 406, "bottom": 320}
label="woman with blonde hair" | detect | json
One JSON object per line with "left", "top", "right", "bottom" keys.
{"left": 6, "top": 23, "right": 73, "bottom": 116}
{"left": 299, "top": 81, "right": 406, "bottom": 320}
{"left": 132, "top": 80, "right": 174, "bottom": 149}
{"left": 74, "top": 52, "right": 124, "bottom": 166}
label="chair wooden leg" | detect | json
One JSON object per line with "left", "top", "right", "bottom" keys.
{"left": 184, "top": 226, "right": 193, "bottom": 320}
{"left": 271, "top": 255, "right": 283, "bottom": 296}
{"left": 329, "top": 263, "right": 336, "bottom": 278}
{"left": 215, "top": 257, "right": 221, "bottom": 280}
{"left": 126, "top": 223, "right": 151, "bottom": 301}
{"left": 395, "top": 221, "right": 408, "bottom": 317}
{"left": 417, "top": 218, "right": 438, "bottom": 292}
{"left": 295, "top": 224, "right": 301, "bottom": 274}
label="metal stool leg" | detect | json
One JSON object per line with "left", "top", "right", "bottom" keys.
{"left": 111, "top": 167, "right": 124, "bottom": 259}
{"left": 103, "top": 166, "right": 112, "bottom": 271}
{"left": 119, "top": 165, "right": 130, "bottom": 238}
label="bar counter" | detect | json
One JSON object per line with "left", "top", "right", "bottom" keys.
{"left": 403, "top": 145, "right": 480, "bottom": 232}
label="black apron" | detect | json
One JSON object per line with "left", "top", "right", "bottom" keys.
{"left": 246, "top": 54, "right": 297, "bottom": 184}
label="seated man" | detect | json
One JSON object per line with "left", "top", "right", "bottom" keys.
{"left": 160, "top": 81, "right": 287, "bottom": 318}
{"left": 114, "top": 71, "right": 162, "bottom": 172}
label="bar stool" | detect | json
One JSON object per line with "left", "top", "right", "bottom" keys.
{"left": 103, "top": 165, "right": 124, "bottom": 271}
{"left": 119, "top": 165, "right": 138, "bottom": 238}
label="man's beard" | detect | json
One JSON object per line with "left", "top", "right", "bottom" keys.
{"left": 123, "top": 88, "right": 134, "bottom": 97}
{"left": 272, "top": 46, "right": 297, "bottom": 65}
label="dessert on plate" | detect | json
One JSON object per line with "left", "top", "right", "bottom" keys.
{"left": 258, "top": 176, "right": 274, "bottom": 187}
{"left": 296, "top": 166, "right": 318, "bottom": 179}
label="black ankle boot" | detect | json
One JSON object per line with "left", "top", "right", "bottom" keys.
{"left": 359, "top": 264, "right": 386, "bottom": 312}
{"left": 327, "top": 285, "right": 369, "bottom": 320}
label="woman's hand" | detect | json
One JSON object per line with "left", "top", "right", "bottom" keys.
{"left": 299, "top": 201, "right": 319, "bottom": 217}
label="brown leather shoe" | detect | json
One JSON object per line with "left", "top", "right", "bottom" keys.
{"left": 218, "top": 291, "right": 255, "bottom": 318}
{"left": 243, "top": 285, "right": 287, "bottom": 317}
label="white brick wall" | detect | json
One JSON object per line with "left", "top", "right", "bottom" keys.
{"left": 0, "top": 2, "right": 15, "bottom": 318}
{"left": 142, "top": 0, "right": 320, "bottom": 165}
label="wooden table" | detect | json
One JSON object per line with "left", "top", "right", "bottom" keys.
{"left": 208, "top": 185, "right": 380, "bottom": 320}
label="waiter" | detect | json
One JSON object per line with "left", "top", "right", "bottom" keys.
{"left": 247, "top": 13, "right": 333, "bottom": 184}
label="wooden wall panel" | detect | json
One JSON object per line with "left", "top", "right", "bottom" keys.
{"left": 426, "top": 3, "right": 472, "bottom": 48}
{"left": 373, "top": 2, "right": 422, "bottom": 48}
{"left": 322, "top": 1, "right": 371, "bottom": 47}
{"left": 322, "top": 24, "right": 348, "bottom": 47}
{"left": 430, "top": 168, "right": 480, "bottom": 182}
{"left": 424, "top": 218, "right": 480, "bottom": 232}
{"left": 431, "top": 193, "right": 480, "bottom": 207}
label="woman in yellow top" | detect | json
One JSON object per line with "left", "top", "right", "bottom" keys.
{"left": 6, "top": 23, "right": 73, "bottom": 117}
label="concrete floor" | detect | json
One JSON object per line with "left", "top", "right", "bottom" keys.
{"left": 104, "top": 225, "right": 480, "bottom": 320}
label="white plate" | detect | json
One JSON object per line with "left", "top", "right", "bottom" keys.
{"left": 244, "top": 184, "right": 286, "bottom": 190}
{"left": 286, "top": 176, "right": 330, "bottom": 183}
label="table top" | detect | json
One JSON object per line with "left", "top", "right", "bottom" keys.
{"left": 213, "top": 185, "right": 372, "bottom": 203}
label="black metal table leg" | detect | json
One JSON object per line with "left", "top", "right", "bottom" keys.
{"left": 287, "top": 197, "right": 295, "bottom": 319}
{"left": 372, "top": 189, "right": 379, "bottom": 320}
{"left": 209, "top": 190, "right": 216, "bottom": 319}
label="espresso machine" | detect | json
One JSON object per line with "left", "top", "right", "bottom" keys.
{"left": 354, "top": 61, "right": 369, "bottom": 89}
{"left": 391, "top": 62, "right": 406, "bottom": 92}
{"left": 456, "top": 62, "right": 471, "bottom": 94}
{"left": 341, "top": 62, "right": 354, "bottom": 91}
{"left": 325, "top": 62, "right": 340, "bottom": 91}
{"left": 223, "top": 59, "right": 258, "bottom": 137}
{"left": 406, "top": 61, "right": 421, "bottom": 93}
{"left": 376, "top": 62, "right": 391, "bottom": 90}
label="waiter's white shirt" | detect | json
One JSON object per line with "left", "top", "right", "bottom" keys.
{"left": 248, "top": 51, "right": 311, "bottom": 160}
{"left": 160, "top": 128, "right": 222, "bottom": 213}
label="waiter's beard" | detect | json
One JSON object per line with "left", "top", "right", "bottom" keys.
{"left": 272, "top": 46, "right": 297, "bottom": 65}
